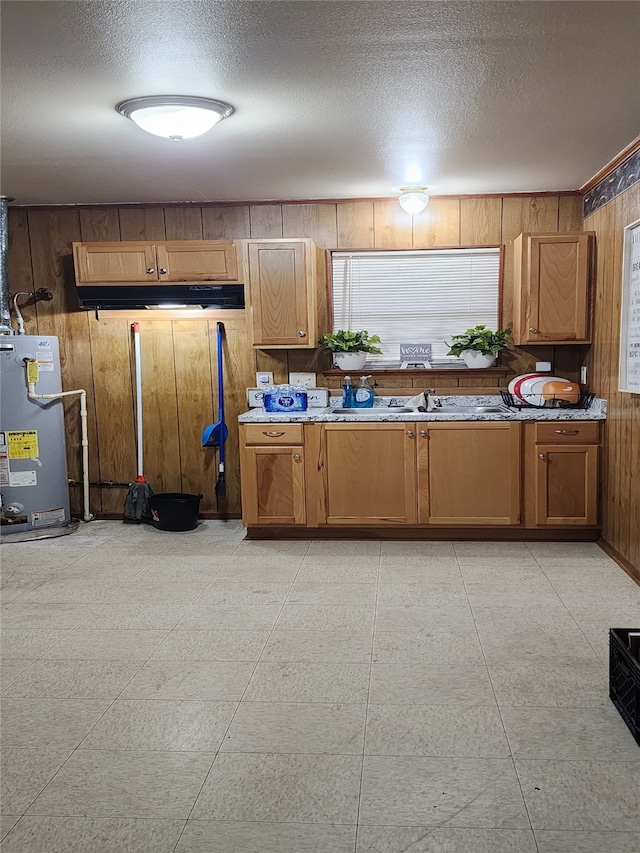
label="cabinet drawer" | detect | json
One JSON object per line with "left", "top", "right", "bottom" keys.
{"left": 535, "top": 422, "right": 600, "bottom": 444}
{"left": 243, "top": 424, "right": 303, "bottom": 445}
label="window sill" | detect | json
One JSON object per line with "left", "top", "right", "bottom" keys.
{"left": 323, "top": 366, "right": 509, "bottom": 377}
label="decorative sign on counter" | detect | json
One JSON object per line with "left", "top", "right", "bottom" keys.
{"left": 619, "top": 217, "right": 640, "bottom": 393}
{"left": 399, "top": 343, "right": 432, "bottom": 369}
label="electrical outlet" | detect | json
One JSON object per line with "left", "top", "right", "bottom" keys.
{"left": 289, "top": 372, "right": 316, "bottom": 389}
{"left": 535, "top": 361, "right": 552, "bottom": 372}
{"left": 255, "top": 372, "right": 273, "bottom": 388}
{"left": 580, "top": 365, "right": 588, "bottom": 384}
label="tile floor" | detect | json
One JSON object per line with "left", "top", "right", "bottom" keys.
{"left": 1, "top": 521, "right": 639, "bottom": 852}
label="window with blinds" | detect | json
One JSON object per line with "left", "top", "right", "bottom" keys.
{"left": 330, "top": 248, "right": 501, "bottom": 366}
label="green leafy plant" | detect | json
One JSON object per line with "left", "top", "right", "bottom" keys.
{"left": 445, "top": 325, "right": 512, "bottom": 357}
{"left": 318, "top": 330, "right": 383, "bottom": 354}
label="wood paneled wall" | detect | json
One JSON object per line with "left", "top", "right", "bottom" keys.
{"left": 584, "top": 182, "right": 640, "bottom": 577}
{"left": 7, "top": 195, "right": 584, "bottom": 518}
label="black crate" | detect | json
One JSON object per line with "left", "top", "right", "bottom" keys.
{"left": 609, "top": 628, "right": 640, "bottom": 747}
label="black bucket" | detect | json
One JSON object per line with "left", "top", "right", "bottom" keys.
{"left": 149, "top": 493, "right": 203, "bottom": 532}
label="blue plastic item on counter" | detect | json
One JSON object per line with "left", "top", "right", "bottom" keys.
{"left": 351, "top": 375, "right": 375, "bottom": 408}
{"left": 342, "top": 376, "right": 354, "bottom": 407}
{"left": 263, "top": 384, "right": 308, "bottom": 412}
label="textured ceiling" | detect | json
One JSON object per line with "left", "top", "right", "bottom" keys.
{"left": 1, "top": 0, "right": 638, "bottom": 205}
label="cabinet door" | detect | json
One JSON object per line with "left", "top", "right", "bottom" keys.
{"left": 317, "top": 423, "right": 417, "bottom": 525}
{"left": 73, "top": 242, "right": 157, "bottom": 283}
{"left": 514, "top": 233, "right": 592, "bottom": 344}
{"left": 418, "top": 423, "right": 521, "bottom": 525}
{"left": 246, "top": 240, "right": 316, "bottom": 347}
{"left": 240, "top": 446, "right": 306, "bottom": 526}
{"left": 535, "top": 444, "right": 598, "bottom": 525}
{"left": 156, "top": 241, "right": 239, "bottom": 282}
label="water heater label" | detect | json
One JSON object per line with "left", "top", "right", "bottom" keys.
{"left": 32, "top": 507, "right": 66, "bottom": 527}
{"left": 37, "top": 350, "right": 55, "bottom": 372}
{"left": 7, "top": 431, "right": 39, "bottom": 459}
{"left": 9, "top": 470, "right": 37, "bottom": 487}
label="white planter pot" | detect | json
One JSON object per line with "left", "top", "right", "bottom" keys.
{"left": 333, "top": 351, "right": 368, "bottom": 371}
{"left": 462, "top": 351, "right": 496, "bottom": 369}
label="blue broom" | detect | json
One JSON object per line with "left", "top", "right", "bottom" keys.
{"left": 202, "top": 322, "right": 228, "bottom": 497}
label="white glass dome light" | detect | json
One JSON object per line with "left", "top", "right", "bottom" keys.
{"left": 398, "top": 186, "right": 430, "bottom": 216}
{"left": 116, "top": 96, "right": 234, "bottom": 141}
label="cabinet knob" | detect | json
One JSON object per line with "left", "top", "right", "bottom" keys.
{"left": 419, "top": 430, "right": 428, "bottom": 437}
{"left": 406, "top": 430, "right": 415, "bottom": 438}
{"left": 146, "top": 268, "right": 155, "bottom": 274}
{"left": 298, "top": 330, "right": 306, "bottom": 337}
{"left": 529, "top": 327, "right": 539, "bottom": 333}
{"left": 293, "top": 453, "right": 302, "bottom": 461}
{"left": 158, "top": 268, "right": 167, "bottom": 274}
{"left": 538, "top": 453, "right": 547, "bottom": 460}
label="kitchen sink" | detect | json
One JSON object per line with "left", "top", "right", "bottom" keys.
{"left": 329, "top": 407, "right": 412, "bottom": 414}
{"left": 431, "top": 405, "right": 507, "bottom": 414}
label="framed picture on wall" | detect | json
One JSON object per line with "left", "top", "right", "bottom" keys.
{"left": 619, "top": 217, "right": 640, "bottom": 393}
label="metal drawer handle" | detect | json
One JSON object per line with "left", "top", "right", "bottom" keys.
{"left": 293, "top": 453, "right": 301, "bottom": 461}
{"left": 263, "top": 430, "right": 286, "bottom": 436}
{"left": 419, "top": 430, "right": 428, "bottom": 437}
{"left": 158, "top": 267, "right": 167, "bottom": 274}
{"left": 529, "top": 327, "right": 539, "bottom": 333}
{"left": 298, "top": 330, "right": 307, "bottom": 337}
{"left": 539, "top": 453, "right": 547, "bottom": 460}
{"left": 146, "top": 268, "right": 155, "bottom": 274}
{"left": 555, "top": 429, "right": 579, "bottom": 435}
{"left": 406, "top": 430, "right": 415, "bottom": 438}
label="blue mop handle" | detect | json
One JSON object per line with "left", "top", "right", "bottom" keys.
{"left": 217, "top": 322, "right": 225, "bottom": 467}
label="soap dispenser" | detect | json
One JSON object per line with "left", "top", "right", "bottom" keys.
{"left": 342, "top": 376, "right": 354, "bottom": 408}
{"left": 353, "top": 375, "right": 375, "bottom": 408}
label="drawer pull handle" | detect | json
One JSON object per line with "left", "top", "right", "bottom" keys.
{"left": 293, "top": 453, "right": 301, "bottom": 461}
{"left": 529, "top": 327, "right": 539, "bottom": 333}
{"left": 539, "top": 453, "right": 547, "bottom": 460}
{"left": 158, "top": 267, "right": 168, "bottom": 274}
{"left": 146, "top": 268, "right": 155, "bottom": 274}
{"left": 419, "top": 430, "right": 428, "bottom": 437}
{"left": 263, "top": 430, "right": 285, "bottom": 436}
{"left": 555, "top": 429, "right": 579, "bottom": 435}
{"left": 298, "top": 330, "right": 307, "bottom": 337}
{"left": 406, "top": 430, "right": 415, "bottom": 438}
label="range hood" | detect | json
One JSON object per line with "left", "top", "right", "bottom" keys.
{"left": 77, "top": 283, "right": 245, "bottom": 311}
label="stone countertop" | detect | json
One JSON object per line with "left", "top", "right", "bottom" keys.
{"left": 238, "top": 395, "right": 607, "bottom": 423}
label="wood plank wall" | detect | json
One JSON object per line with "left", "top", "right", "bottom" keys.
{"left": 7, "top": 194, "right": 584, "bottom": 518}
{"left": 584, "top": 182, "right": 640, "bottom": 577}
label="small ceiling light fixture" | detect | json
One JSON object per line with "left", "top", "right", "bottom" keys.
{"left": 398, "top": 186, "right": 430, "bottom": 216}
{"left": 115, "top": 95, "right": 234, "bottom": 141}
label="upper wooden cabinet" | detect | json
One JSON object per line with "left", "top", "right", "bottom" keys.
{"left": 513, "top": 232, "right": 594, "bottom": 344}
{"left": 243, "top": 239, "right": 324, "bottom": 348}
{"left": 73, "top": 241, "right": 239, "bottom": 285}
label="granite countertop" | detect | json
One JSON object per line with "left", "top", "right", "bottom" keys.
{"left": 238, "top": 394, "right": 607, "bottom": 423}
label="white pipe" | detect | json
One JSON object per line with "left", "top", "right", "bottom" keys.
{"left": 13, "top": 292, "right": 32, "bottom": 335}
{"left": 28, "top": 383, "right": 93, "bottom": 522}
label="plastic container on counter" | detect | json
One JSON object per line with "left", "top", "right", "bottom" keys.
{"left": 263, "top": 384, "right": 308, "bottom": 413}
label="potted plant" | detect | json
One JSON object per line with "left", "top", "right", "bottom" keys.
{"left": 445, "top": 325, "right": 511, "bottom": 368}
{"left": 318, "top": 329, "right": 383, "bottom": 370}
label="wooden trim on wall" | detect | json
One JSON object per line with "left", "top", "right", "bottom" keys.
{"left": 598, "top": 538, "right": 640, "bottom": 587}
{"left": 580, "top": 134, "right": 640, "bottom": 193}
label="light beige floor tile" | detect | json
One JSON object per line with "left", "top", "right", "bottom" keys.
{"left": 287, "top": 582, "right": 377, "bottom": 606}
{"left": 244, "top": 662, "right": 369, "bottom": 703}
{"left": 359, "top": 756, "right": 529, "bottom": 827}
{"left": 378, "top": 563, "right": 461, "bottom": 583}
{"left": 465, "top": 576, "right": 562, "bottom": 608}
{"left": 457, "top": 557, "right": 541, "bottom": 569}
{"left": 0, "top": 580, "right": 49, "bottom": 606}
{"left": 178, "top": 603, "right": 281, "bottom": 630}
{"left": 160, "top": 542, "right": 238, "bottom": 558}
{"left": 375, "top": 605, "right": 474, "bottom": 632}
{"left": 1, "top": 749, "right": 72, "bottom": 813}
{"left": 196, "top": 582, "right": 291, "bottom": 605}
{"left": 1, "top": 660, "right": 142, "bottom": 699}
{"left": 261, "top": 630, "right": 372, "bottom": 663}
{"left": 527, "top": 542, "right": 609, "bottom": 559}
{"left": 534, "top": 830, "right": 640, "bottom": 853}
{"left": 221, "top": 701, "right": 366, "bottom": 754}
{"left": 502, "top": 706, "right": 639, "bottom": 760}
{"left": 235, "top": 541, "right": 310, "bottom": 557}
{"left": 191, "top": 752, "right": 361, "bottom": 824}
{"left": 212, "top": 562, "right": 301, "bottom": 582}
{"left": 0, "top": 815, "right": 21, "bottom": 842}
{"left": 80, "top": 699, "right": 237, "bottom": 751}
{"left": 0, "top": 603, "right": 97, "bottom": 631}
{"left": 176, "top": 819, "right": 355, "bottom": 852}
{"left": 0, "top": 816, "right": 185, "bottom": 853}
{"left": 454, "top": 542, "right": 532, "bottom": 557}
{"left": 297, "top": 560, "right": 378, "bottom": 582}
{"left": 1, "top": 698, "right": 111, "bottom": 749}
{"left": 0, "top": 659, "right": 34, "bottom": 687}
{"left": 365, "top": 703, "right": 509, "bottom": 757}
{"left": 517, "top": 759, "right": 640, "bottom": 831}
{"left": 43, "top": 629, "right": 169, "bottom": 660}
{"left": 151, "top": 629, "right": 269, "bottom": 662}
{"left": 356, "top": 826, "right": 537, "bottom": 852}
{"left": 276, "top": 604, "right": 374, "bottom": 632}
{"left": 120, "top": 660, "right": 254, "bottom": 701}
{"left": 369, "top": 663, "right": 496, "bottom": 706}
{"left": 108, "top": 579, "right": 211, "bottom": 605}
{"left": 28, "top": 749, "right": 215, "bottom": 818}
{"left": 489, "top": 661, "right": 608, "bottom": 708}
{"left": 373, "top": 630, "right": 484, "bottom": 665}
{"left": 79, "top": 602, "right": 190, "bottom": 630}
{"left": 458, "top": 563, "right": 545, "bottom": 581}
{"left": 380, "top": 541, "right": 456, "bottom": 558}
{"left": 1, "top": 630, "right": 69, "bottom": 659}
{"left": 377, "top": 582, "right": 467, "bottom": 608}
{"left": 557, "top": 586, "right": 640, "bottom": 613}
{"left": 308, "top": 540, "right": 381, "bottom": 556}
{"left": 18, "top": 579, "right": 122, "bottom": 604}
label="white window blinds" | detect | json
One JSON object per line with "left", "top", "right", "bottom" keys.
{"left": 331, "top": 248, "right": 501, "bottom": 365}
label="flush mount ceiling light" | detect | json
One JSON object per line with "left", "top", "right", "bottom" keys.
{"left": 115, "top": 95, "right": 234, "bottom": 140}
{"left": 398, "top": 186, "right": 430, "bottom": 216}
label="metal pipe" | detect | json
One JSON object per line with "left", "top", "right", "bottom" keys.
{"left": 0, "top": 196, "right": 16, "bottom": 334}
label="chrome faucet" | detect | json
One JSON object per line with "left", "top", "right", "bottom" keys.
{"left": 425, "top": 388, "right": 441, "bottom": 410}
{"left": 389, "top": 398, "right": 399, "bottom": 406}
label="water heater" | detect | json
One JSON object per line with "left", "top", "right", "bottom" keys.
{"left": 0, "top": 335, "right": 71, "bottom": 535}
